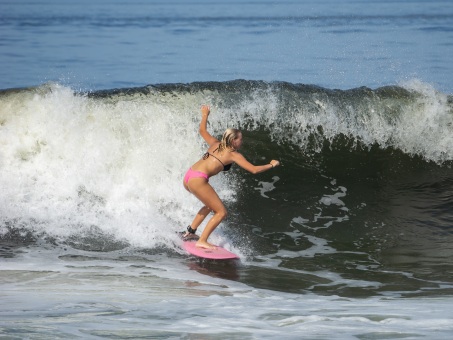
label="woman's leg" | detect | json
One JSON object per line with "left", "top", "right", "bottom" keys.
{"left": 183, "top": 178, "right": 212, "bottom": 237}
{"left": 187, "top": 178, "right": 227, "bottom": 249}
{"left": 190, "top": 205, "right": 212, "bottom": 230}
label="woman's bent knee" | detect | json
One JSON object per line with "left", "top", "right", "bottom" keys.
{"left": 217, "top": 208, "right": 227, "bottom": 220}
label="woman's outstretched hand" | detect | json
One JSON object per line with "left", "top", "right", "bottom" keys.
{"left": 270, "top": 160, "right": 280, "bottom": 168}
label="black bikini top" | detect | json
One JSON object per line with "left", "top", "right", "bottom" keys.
{"left": 203, "top": 151, "right": 232, "bottom": 171}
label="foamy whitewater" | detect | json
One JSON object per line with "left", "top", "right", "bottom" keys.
{"left": 1, "top": 0, "right": 453, "bottom": 338}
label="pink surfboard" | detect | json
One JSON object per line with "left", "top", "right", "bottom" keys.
{"left": 182, "top": 240, "right": 239, "bottom": 260}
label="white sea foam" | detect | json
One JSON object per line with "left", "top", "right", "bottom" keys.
{"left": 0, "top": 84, "right": 237, "bottom": 251}
{"left": 255, "top": 175, "right": 280, "bottom": 198}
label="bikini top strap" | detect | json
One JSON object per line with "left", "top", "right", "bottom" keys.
{"left": 203, "top": 152, "right": 226, "bottom": 167}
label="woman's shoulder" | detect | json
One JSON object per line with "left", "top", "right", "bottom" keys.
{"left": 229, "top": 150, "right": 243, "bottom": 160}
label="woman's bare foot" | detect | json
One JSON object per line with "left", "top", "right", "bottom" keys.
{"left": 196, "top": 240, "right": 217, "bottom": 250}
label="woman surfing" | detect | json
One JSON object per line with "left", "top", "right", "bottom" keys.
{"left": 183, "top": 105, "right": 280, "bottom": 249}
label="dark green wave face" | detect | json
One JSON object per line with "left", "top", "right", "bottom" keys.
{"left": 224, "top": 129, "right": 453, "bottom": 297}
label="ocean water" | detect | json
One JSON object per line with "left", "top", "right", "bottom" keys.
{"left": 1, "top": 0, "right": 453, "bottom": 91}
{"left": 1, "top": 1, "right": 453, "bottom": 339}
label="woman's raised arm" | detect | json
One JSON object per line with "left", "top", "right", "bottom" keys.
{"left": 199, "top": 105, "right": 219, "bottom": 146}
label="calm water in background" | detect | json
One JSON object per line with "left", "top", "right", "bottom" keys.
{"left": 1, "top": 1, "right": 453, "bottom": 339}
{"left": 1, "top": 0, "right": 453, "bottom": 91}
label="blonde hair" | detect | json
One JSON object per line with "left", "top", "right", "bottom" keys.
{"left": 217, "top": 128, "right": 241, "bottom": 153}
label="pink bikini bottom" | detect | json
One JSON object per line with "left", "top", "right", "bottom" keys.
{"left": 184, "top": 168, "right": 209, "bottom": 184}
